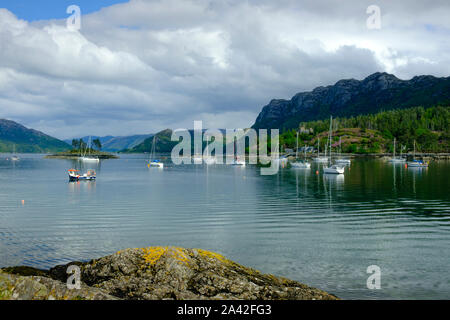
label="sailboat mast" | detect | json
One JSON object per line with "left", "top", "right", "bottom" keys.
{"left": 394, "top": 138, "right": 396, "bottom": 159}
{"left": 329, "top": 116, "right": 333, "bottom": 161}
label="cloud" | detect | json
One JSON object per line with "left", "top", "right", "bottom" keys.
{"left": 0, "top": 1, "right": 449, "bottom": 138}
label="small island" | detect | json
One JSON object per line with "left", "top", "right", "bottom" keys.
{"left": 45, "top": 137, "right": 119, "bottom": 159}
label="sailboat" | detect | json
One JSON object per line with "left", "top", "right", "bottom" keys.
{"left": 80, "top": 137, "right": 100, "bottom": 162}
{"left": 335, "top": 137, "right": 351, "bottom": 165}
{"left": 324, "top": 116, "right": 345, "bottom": 174}
{"left": 389, "top": 138, "right": 406, "bottom": 163}
{"left": 313, "top": 138, "right": 329, "bottom": 162}
{"left": 148, "top": 136, "right": 164, "bottom": 168}
{"left": 232, "top": 141, "right": 246, "bottom": 166}
{"left": 11, "top": 144, "right": 20, "bottom": 161}
{"left": 407, "top": 140, "right": 428, "bottom": 168}
{"left": 291, "top": 132, "right": 310, "bottom": 169}
{"left": 203, "top": 135, "right": 216, "bottom": 165}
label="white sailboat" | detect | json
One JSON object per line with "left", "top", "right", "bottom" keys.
{"left": 407, "top": 140, "right": 428, "bottom": 168}
{"left": 148, "top": 135, "right": 164, "bottom": 168}
{"left": 291, "top": 132, "right": 310, "bottom": 169}
{"left": 203, "top": 135, "right": 216, "bottom": 165}
{"left": 313, "top": 138, "right": 328, "bottom": 162}
{"left": 389, "top": 138, "right": 406, "bottom": 163}
{"left": 335, "top": 137, "right": 351, "bottom": 165}
{"left": 324, "top": 116, "right": 345, "bottom": 174}
{"left": 11, "top": 144, "right": 20, "bottom": 161}
{"left": 80, "top": 137, "right": 100, "bottom": 162}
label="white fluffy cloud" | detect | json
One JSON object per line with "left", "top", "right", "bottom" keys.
{"left": 0, "top": 0, "right": 449, "bottom": 139}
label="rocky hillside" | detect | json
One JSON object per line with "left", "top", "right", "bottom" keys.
{"left": 1, "top": 247, "right": 337, "bottom": 300}
{"left": 252, "top": 72, "right": 450, "bottom": 130}
{"left": 0, "top": 119, "right": 70, "bottom": 153}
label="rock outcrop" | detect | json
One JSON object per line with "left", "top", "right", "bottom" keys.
{"left": 1, "top": 247, "right": 337, "bottom": 300}
{"left": 252, "top": 72, "right": 450, "bottom": 130}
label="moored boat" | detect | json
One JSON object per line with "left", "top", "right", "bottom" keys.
{"left": 68, "top": 169, "right": 96, "bottom": 181}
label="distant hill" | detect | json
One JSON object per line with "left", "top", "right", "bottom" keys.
{"left": 252, "top": 72, "right": 450, "bottom": 130}
{"left": 0, "top": 119, "right": 71, "bottom": 153}
{"left": 65, "top": 134, "right": 153, "bottom": 152}
{"left": 122, "top": 129, "right": 176, "bottom": 153}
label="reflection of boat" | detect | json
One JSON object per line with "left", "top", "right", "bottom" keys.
{"left": 324, "top": 172, "right": 345, "bottom": 183}
{"left": 68, "top": 169, "right": 96, "bottom": 181}
{"left": 148, "top": 136, "right": 164, "bottom": 168}
{"left": 407, "top": 140, "right": 428, "bottom": 168}
{"left": 291, "top": 133, "right": 311, "bottom": 169}
{"left": 389, "top": 138, "right": 406, "bottom": 163}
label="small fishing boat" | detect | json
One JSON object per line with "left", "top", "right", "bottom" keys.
{"left": 68, "top": 169, "right": 96, "bottom": 181}
{"left": 148, "top": 136, "right": 164, "bottom": 168}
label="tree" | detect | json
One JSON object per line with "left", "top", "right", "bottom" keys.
{"left": 93, "top": 138, "right": 102, "bottom": 151}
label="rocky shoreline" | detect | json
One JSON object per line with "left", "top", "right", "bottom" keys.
{"left": 0, "top": 247, "right": 337, "bottom": 300}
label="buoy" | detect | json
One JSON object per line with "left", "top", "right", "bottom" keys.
{"left": 316, "top": 170, "right": 319, "bottom": 175}
{"left": 21, "top": 200, "right": 25, "bottom": 205}
{"left": 405, "top": 163, "right": 407, "bottom": 168}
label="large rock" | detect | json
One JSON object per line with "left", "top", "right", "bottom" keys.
{"left": 47, "top": 247, "right": 337, "bottom": 300}
{"left": 2, "top": 247, "right": 338, "bottom": 300}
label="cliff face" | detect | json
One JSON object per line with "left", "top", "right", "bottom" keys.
{"left": 1, "top": 247, "right": 337, "bottom": 300}
{"left": 252, "top": 72, "right": 450, "bottom": 130}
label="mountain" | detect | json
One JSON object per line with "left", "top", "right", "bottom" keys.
{"left": 122, "top": 129, "right": 176, "bottom": 153}
{"left": 252, "top": 72, "right": 450, "bottom": 130}
{"left": 65, "top": 134, "right": 153, "bottom": 152}
{"left": 0, "top": 119, "right": 71, "bottom": 153}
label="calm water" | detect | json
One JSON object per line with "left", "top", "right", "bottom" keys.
{"left": 0, "top": 154, "right": 449, "bottom": 299}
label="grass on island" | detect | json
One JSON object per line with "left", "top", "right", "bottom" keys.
{"left": 45, "top": 148, "right": 119, "bottom": 159}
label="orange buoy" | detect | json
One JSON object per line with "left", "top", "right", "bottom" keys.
{"left": 405, "top": 163, "right": 407, "bottom": 168}
{"left": 21, "top": 200, "right": 25, "bottom": 205}
{"left": 316, "top": 170, "right": 319, "bottom": 175}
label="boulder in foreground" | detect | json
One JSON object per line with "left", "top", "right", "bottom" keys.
{"left": 2, "top": 246, "right": 338, "bottom": 300}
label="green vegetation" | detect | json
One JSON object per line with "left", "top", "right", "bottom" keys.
{"left": 280, "top": 106, "right": 450, "bottom": 153}
{"left": 0, "top": 119, "right": 71, "bottom": 153}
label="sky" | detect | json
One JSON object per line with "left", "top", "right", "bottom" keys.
{"left": 0, "top": 0, "right": 450, "bottom": 139}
